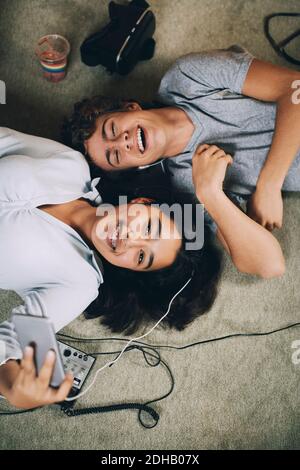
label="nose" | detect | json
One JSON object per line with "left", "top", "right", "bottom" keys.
{"left": 120, "top": 226, "right": 145, "bottom": 249}
{"left": 115, "top": 131, "right": 132, "bottom": 152}
{"left": 117, "top": 237, "right": 144, "bottom": 255}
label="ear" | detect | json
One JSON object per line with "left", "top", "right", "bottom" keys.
{"left": 124, "top": 102, "right": 142, "bottom": 112}
{"left": 130, "top": 197, "right": 156, "bottom": 204}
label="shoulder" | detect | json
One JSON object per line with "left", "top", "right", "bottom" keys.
{"left": 161, "top": 45, "right": 250, "bottom": 73}
{"left": 158, "top": 45, "right": 253, "bottom": 98}
{"left": 0, "top": 127, "right": 72, "bottom": 155}
{"left": 0, "top": 127, "right": 89, "bottom": 173}
{"left": 174, "top": 45, "right": 253, "bottom": 71}
{"left": 0, "top": 139, "right": 91, "bottom": 205}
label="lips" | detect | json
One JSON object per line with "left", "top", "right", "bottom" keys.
{"left": 141, "top": 126, "right": 148, "bottom": 152}
{"left": 136, "top": 126, "right": 146, "bottom": 155}
{"left": 106, "top": 224, "right": 120, "bottom": 251}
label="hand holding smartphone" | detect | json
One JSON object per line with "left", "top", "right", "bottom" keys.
{"left": 0, "top": 346, "right": 73, "bottom": 409}
{"left": 12, "top": 313, "right": 67, "bottom": 387}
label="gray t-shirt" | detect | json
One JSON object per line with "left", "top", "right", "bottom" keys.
{"left": 156, "top": 45, "right": 300, "bottom": 232}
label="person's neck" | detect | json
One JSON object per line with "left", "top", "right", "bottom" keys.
{"left": 154, "top": 106, "right": 195, "bottom": 158}
{"left": 68, "top": 200, "right": 97, "bottom": 248}
{"left": 40, "top": 199, "right": 99, "bottom": 249}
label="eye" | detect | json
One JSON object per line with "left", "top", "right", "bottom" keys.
{"left": 138, "top": 250, "right": 145, "bottom": 265}
{"left": 112, "top": 122, "right": 116, "bottom": 137}
{"left": 115, "top": 149, "right": 120, "bottom": 164}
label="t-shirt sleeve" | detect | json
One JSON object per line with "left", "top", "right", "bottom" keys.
{"left": 0, "top": 284, "right": 99, "bottom": 367}
{"left": 0, "top": 127, "right": 73, "bottom": 159}
{"left": 158, "top": 44, "right": 254, "bottom": 100}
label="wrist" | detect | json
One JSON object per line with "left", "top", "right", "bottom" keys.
{"left": 196, "top": 186, "right": 224, "bottom": 208}
{"left": 257, "top": 169, "right": 284, "bottom": 192}
{"left": 196, "top": 185, "right": 224, "bottom": 205}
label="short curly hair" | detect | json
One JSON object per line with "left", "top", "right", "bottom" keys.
{"left": 61, "top": 95, "right": 131, "bottom": 156}
{"left": 61, "top": 95, "right": 165, "bottom": 159}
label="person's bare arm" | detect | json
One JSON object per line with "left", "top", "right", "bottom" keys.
{"left": 216, "top": 228, "right": 230, "bottom": 254}
{"left": 205, "top": 190, "right": 285, "bottom": 278}
{"left": 242, "top": 59, "right": 300, "bottom": 230}
{"left": 193, "top": 145, "right": 285, "bottom": 278}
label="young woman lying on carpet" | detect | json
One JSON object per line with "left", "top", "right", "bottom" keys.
{"left": 0, "top": 127, "right": 225, "bottom": 409}
{"left": 64, "top": 44, "right": 300, "bottom": 276}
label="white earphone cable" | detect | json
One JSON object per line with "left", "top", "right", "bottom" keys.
{"left": 65, "top": 275, "right": 193, "bottom": 401}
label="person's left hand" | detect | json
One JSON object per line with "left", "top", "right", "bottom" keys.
{"left": 247, "top": 184, "right": 283, "bottom": 231}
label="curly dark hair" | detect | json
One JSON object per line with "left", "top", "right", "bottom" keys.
{"left": 61, "top": 95, "right": 162, "bottom": 160}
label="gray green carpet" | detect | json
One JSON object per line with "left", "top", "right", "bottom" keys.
{"left": 0, "top": 0, "right": 299, "bottom": 450}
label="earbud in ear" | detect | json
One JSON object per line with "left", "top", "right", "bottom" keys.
{"left": 138, "top": 159, "right": 164, "bottom": 171}
{"left": 138, "top": 165, "right": 151, "bottom": 170}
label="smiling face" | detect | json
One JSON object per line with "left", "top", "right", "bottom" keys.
{"left": 85, "top": 103, "right": 168, "bottom": 171}
{"left": 91, "top": 200, "right": 182, "bottom": 271}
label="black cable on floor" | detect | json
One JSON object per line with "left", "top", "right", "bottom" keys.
{"left": 1, "top": 322, "right": 299, "bottom": 426}
{"left": 0, "top": 344, "right": 174, "bottom": 429}
{"left": 61, "top": 344, "right": 175, "bottom": 429}
{"left": 264, "top": 12, "right": 300, "bottom": 66}
{"left": 57, "top": 321, "right": 300, "bottom": 351}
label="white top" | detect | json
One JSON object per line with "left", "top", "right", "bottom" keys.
{"left": 0, "top": 128, "right": 104, "bottom": 366}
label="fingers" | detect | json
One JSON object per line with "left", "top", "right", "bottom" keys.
{"left": 274, "top": 221, "right": 283, "bottom": 230}
{"left": 266, "top": 223, "right": 274, "bottom": 232}
{"left": 195, "top": 144, "right": 220, "bottom": 156}
{"left": 266, "top": 222, "right": 282, "bottom": 231}
{"left": 38, "top": 350, "right": 56, "bottom": 387}
{"left": 8, "top": 348, "right": 74, "bottom": 408}
{"left": 20, "top": 346, "right": 36, "bottom": 377}
{"left": 195, "top": 144, "right": 232, "bottom": 163}
{"left": 214, "top": 151, "right": 233, "bottom": 165}
{"left": 248, "top": 215, "right": 281, "bottom": 231}
{"left": 195, "top": 144, "right": 210, "bottom": 153}
{"left": 52, "top": 373, "right": 74, "bottom": 403}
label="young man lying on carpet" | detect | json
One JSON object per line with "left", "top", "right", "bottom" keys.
{"left": 64, "top": 44, "right": 300, "bottom": 276}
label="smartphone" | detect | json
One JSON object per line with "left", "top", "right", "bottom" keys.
{"left": 11, "top": 313, "right": 66, "bottom": 388}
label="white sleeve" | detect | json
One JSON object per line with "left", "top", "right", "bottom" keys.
{"left": 0, "top": 127, "right": 72, "bottom": 159}
{"left": 0, "top": 284, "right": 99, "bottom": 367}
